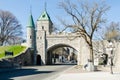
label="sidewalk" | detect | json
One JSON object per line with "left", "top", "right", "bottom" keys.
{"left": 53, "top": 65, "right": 120, "bottom": 80}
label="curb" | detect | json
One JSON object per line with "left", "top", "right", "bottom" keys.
{"left": 44, "top": 65, "right": 76, "bottom": 80}
{"left": 62, "top": 65, "right": 76, "bottom": 73}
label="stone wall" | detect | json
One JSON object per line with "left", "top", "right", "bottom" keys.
{"left": 0, "top": 48, "right": 34, "bottom": 68}
{"left": 93, "top": 40, "right": 120, "bottom": 67}
{"left": 12, "top": 48, "right": 34, "bottom": 66}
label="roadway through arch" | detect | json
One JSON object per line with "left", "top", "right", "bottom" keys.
{"left": 46, "top": 44, "right": 78, "bottom": 65}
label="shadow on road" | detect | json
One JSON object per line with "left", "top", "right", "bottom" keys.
{"left": 0, "top": 68, "right": 54, "bottom": 80}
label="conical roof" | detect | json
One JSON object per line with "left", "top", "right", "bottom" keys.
{"left": 27, "top": 14, "right": 35, "bottom": 28}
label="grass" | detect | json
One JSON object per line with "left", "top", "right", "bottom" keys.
{"left": 0, "top": 45, "right": 26, "bottom": 59}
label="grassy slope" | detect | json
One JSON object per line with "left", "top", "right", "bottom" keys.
{"left": 0, "top": 45, "right": 26, "bottom": 59}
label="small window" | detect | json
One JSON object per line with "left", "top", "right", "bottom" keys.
{"left": 42, "top": 26, "right": 44, "bottom": 30}
{"left": 30, "top": 36, "right": 32, "bottom": 39}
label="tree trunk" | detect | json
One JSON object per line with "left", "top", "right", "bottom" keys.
{"left": 87, "top": 43, "right": 95, "bottom": 71}
{"left": 89, "top": 45, "right": 94, "bottom": 65}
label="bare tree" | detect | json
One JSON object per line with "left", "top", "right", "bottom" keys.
{"left": 104, "top": 22, "right": 120, "bottom": 41}
{"left": 0, "top": 10, "right": 23, "bottom": 46}
{"left": 51, "top": 24, "right": 59, "bottom": 33}
{"left": 59, "top": 0, "right": 109, "bottom": 70}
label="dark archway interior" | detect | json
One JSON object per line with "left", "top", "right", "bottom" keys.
{"left": 46, "top": 44, "right": 78, "bottom": 65}
{"left": 36, "top": 55, "right": 41, "bottom": 65}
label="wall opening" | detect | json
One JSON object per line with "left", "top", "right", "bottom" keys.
{"left": 36, "top": 55, "right": 41, "bottom": 65}
{"left": 46, "top": 44, "right": 78, "bottom": 65}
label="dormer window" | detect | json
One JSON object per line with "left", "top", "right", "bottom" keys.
{"left": 42, "top": 14, "right": 45, "bottom": 18}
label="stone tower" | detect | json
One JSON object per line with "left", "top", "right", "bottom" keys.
{"left": 37, "top": 10, "right": 53, "bottom": 34}
{"left": 26, "top": 13, "right": 36, "bottom": 65}
{"left": 26, "top": 13, "right": 36, "bottom": 49}
{"left": 36, "top": 10, "right": 53, "bottom": 65}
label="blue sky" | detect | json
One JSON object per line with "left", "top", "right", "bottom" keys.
{"left": 1, "top": 0, "right": 120, "bottom": 38}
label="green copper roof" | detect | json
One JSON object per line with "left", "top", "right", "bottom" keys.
{"left": 27, "top": 14, "right": 35, "bottom": 28}
{"left": 38, "top": 10, "right": 51, "bottom": 21}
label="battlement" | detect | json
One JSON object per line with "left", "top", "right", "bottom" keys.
{"left": 47, "top": 32, "right": 79, "bottom": 37}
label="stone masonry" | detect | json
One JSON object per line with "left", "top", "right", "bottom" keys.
{"left": 26, "top": 9, "right": 120, "bottom": 67}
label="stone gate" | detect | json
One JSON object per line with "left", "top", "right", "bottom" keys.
{"left": 26, "top": 9, "right": 92, "bottom": 65}
{"left": 26, "top": 9, "right": 120, "bottom": 67}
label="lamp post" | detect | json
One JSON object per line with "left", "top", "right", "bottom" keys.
{"left": 107, "top": 40, "right": 114, "bottom": 74}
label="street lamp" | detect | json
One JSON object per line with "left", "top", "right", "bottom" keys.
{"left": 107, "top": 40, "right": 114, "bottom": 74}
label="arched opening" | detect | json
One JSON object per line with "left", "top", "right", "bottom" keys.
{"left": 46, "top": 44, "right": 78, "bottom": 65}
{"left": 99, "top": 53, "right": 108, "bottom": 66}
{"left": 102, "top": 53, "right": 108, "bottom": 65}
{"left": 36, "top": 55, "right": 41, "bottom": 65}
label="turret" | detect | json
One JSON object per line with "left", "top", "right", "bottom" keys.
{"left": 26, "top": 14, "right": 36, "bottom": 49}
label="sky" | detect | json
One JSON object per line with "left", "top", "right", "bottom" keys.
{"left": 1, "top": 0, "right": 120, "bottom": 38}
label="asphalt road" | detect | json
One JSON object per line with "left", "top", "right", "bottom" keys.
{"left": 0, "top": 64, "right": 74, "bottom": 80}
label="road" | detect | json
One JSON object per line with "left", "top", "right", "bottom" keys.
{"left": 0, "top": 64, "right": 74, "bottom": 80}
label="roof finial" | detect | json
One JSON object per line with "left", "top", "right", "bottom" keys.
{"left": 30, "top": 0, "right": 32, "bottom": 14}
{"left": 44, "top": 2, "right": 47, "bottom": 11}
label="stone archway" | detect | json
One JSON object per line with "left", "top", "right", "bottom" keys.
{"left": 46, "top": 44, "right": 78, "bottom": 65}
